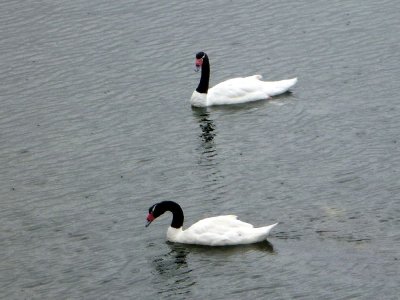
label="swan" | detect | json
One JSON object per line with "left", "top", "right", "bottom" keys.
{"left": 145, "top": 201, "right": 278, "bottom": 246}
{"left": 190, "top": 51, "right": 297, "bottom": 107}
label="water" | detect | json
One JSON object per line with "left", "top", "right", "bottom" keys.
{"left": 1, "top": 0, "right": 399, "bottom": 299}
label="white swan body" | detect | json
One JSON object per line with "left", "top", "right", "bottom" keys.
{"left": 146, "top": 201, "right": 278, "bottom": 246}
{"left": 167, "top": 216, "right": 278, "bottom": 246}
{"left": 190, "top": 51, "right": 297, "bottom": 107}
{"left": 191, "top": 75, "right": 297, "bottom": 107}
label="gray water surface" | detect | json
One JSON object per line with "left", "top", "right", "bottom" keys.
{"left": 1, "top": 1, "right": 399, "bottom": 299}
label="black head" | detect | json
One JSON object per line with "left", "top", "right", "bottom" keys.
{"left": 195, "top": 52, "right": 208, "bottom": 72}
{"left": 146, "top": 203, "right": 160, "bottom": 227}
{"left": 145, "top": 201, "right": 184, "bottom": 228}
{"left": 196, "top": 51, "right": 206, "bottom": 59}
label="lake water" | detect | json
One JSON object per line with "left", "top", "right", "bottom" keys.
{"left": 1, "top": 0, "right": 399, "bottom": 299}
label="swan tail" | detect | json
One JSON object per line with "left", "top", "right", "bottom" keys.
{"left": 260, "top": 222, "right": 279, "bottom": 236}
{"left": 261, "top": 78, "right": 297, "bottom": 97}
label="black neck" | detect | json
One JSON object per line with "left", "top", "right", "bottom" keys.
{"left": 196, "top": 54, "right": 210, "bottom": 94}
{"left": 159, "top": 201, "right": 184, "bottom": 229}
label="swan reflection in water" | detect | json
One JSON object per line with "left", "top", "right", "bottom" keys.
{"left": 151, "top": 240, "right": 275, "bottom": 296}
{"left": 152, "top": 245, "right": 190, "bottom": 275}
{"left": 153, "top": 240, "right": 275, "bottom": 276}
{"left": 191, "top": 107, "right": 225, "bottom": 195}
{"left": 167, "top": 239, "right": 275, "bottom": 255}
{"left": 192, "top": 107, "right": 216, "bottom": 149}
{"left": 151, "top": 244, "right": 194, "bottom": 298}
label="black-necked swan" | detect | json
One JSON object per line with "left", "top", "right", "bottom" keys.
{"left": 190, "top": 51, "right": 297, "bottom": 107}
{"left": 145, "top": 201, "right": 278, "bottom": 246}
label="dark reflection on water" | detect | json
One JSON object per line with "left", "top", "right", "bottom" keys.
{"left": 152, "top": 244, "right": 190, "bottom": 276}
{"left": 151, "top": 241, "right": 275, "bottom": 298}
{"left": 191, "top": 107, "right": 216, "bottom": 148}
{"left": 191, "top": 107, "right": 218, "bottom": 170}
{"left": 151, "top": 244, "right": 195, "bottom": 299}
{"left": 191, "top": 107, "right": 226, "bottom": 203}
{"left": 167, "top": 239, "right": 275, "bottom": 255}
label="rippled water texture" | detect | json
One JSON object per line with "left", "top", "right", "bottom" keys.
{"left": 1, "top": 0, "right": 399, "bottom": 299}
